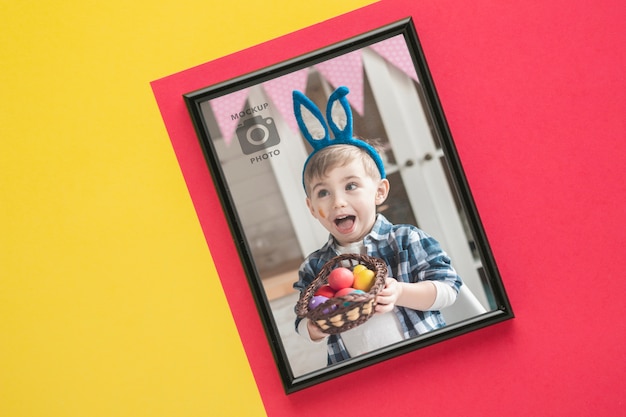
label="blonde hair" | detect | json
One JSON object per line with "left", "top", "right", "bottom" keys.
{"left": 303, "top": 143, "right": 382, "bottom": 195}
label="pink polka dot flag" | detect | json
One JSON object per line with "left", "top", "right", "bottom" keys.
{"left": 262, "top": 68, "right": 309, "bottom": 135}
{"left": 369, "top": 34, "right": 418, "bottom": 82}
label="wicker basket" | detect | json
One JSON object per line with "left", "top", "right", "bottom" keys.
{"left": 295, "top": 253, "right": 387, "bottom": 334}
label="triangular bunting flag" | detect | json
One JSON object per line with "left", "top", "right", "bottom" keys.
{"left": 209, "top": 88, "right": 249, "bottom": 146}
{"left": 314, "top": 49, "right": 365, "bottom": 115}
{"left": 263, "top": 68, "right": 309, "bottom": 134}
{"left": 369, "top": 35, "right": 419, "bottom": 82}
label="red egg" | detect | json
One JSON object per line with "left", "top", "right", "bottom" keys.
{"left": 327, "top": 267, "right": 354, "bottom": 290}
{"left": 314, "top": 284, "right": 336, "bottom": 298}
{"left": 335, "top": 287, "right": 358, "bottom": 297}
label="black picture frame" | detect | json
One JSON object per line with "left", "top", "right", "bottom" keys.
{"left": 183, "top": 17, "right": 513, "bottom": 394}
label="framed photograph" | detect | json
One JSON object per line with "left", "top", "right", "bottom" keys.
{"left": 183, "top": 17, "right": 513, "bottom": 393}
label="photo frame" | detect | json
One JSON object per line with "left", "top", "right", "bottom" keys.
{"left": 183, "top": 17, "right": 513, "bottom": 393}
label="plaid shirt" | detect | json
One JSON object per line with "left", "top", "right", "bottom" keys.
{"left": 294, "top": 214, "right": 463, "bottom": 365}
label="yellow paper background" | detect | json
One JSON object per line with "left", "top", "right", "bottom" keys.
{"left": 0, "top": 1, "right": 376, "bottom": 416}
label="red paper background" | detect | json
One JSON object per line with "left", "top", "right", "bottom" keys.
{"left": 152, "top": 0, "right": 626, "bottom": 415}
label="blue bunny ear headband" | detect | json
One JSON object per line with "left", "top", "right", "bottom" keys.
{"left": 293, "top": 86, "right": 386, "bottom": 192}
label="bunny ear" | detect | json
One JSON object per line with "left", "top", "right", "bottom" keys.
{"left": 326, "top": 86, "right": 353, "bottom": 141}
{"left": 294, "top": 86, "right": 386, "bottom": 191}
{"left": 293, "top": 90, "right": 329, "bottom": 148}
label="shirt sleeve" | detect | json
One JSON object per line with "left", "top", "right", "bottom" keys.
{"left": 428, "top": 280, "right": 458, "bottom": 310}
{"left": 294, "top": 266, "right": 330, "bottom": 343}
{"left": 410, "top": 231, "right": 463, "bottom": 293}
{"left": 293, "top": 256, "right": 320, "bottom": 334}
{"left": 294, "top": 266, "right": 313, "bottom": 293}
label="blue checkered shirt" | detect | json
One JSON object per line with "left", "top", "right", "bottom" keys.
{"left": 294, "top": 214, "right": 463, "bottom": 365}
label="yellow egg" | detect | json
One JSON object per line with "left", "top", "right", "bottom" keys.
{"left": 353, "top": 268, "right": 376, "bottom": 291}
{"left": 352, "top": 264, "right": 368, "bottom": 275}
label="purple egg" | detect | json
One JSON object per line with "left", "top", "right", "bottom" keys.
{"left": 309, "top": 295, "right": 329, "bottom": 310}
{"left": 322, "top": 304, "right": 337, "bottom": 315}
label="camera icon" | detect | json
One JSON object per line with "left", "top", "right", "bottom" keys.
{"left": 236, "top": 116, "right": 280, "bottom": 155}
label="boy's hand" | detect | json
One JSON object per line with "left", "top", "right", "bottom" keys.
{"left": 307, "top": 318, "right": 327, "bottom": 341}
{"left": 376, "top": 278, "right": 438, "bottom": 312}
{"left": 375, "top": 277, "right": 403, "bottom": 313}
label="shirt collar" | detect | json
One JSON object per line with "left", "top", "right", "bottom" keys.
{"left": 323, "top": 213, "right": 391, "bottom": 251}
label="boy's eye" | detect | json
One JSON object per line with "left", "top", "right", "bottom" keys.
{"left": 316, "top": 189, "right": 329, "bottom": 198}
{"left": 346, "top": 182, "right": 358, "bottom": 191}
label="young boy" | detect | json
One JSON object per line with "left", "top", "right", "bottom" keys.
{"left": 292, "top": 86, "right": 462, "bottom": 364}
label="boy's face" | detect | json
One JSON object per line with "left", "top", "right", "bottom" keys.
{"left": 306, "top": 159, "right": 389, "bottom": 247}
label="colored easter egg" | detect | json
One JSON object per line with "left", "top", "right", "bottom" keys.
{"left": 353, "top": 267, "right": 376, "bottom": 291}
{"left": 314, "top": 284, "right": 336, "bottom": 298}
{"left": 309, "top": 295, "right": 329, "bottom": 310}
{"left": 352, "top": 264, "right": 368, "bottom": 275}
{"left": 335, "top": 287, "right": 358, "bottom": 297}
{"left": 328, "top": 267, "right": 354, "bottom": 290}
{"left": 322, "top": 304, "right": 337, "bottom": 315}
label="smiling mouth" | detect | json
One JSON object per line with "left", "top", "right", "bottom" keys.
{"left": 334, "top": 215, "right": 356, "bottom": 233}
